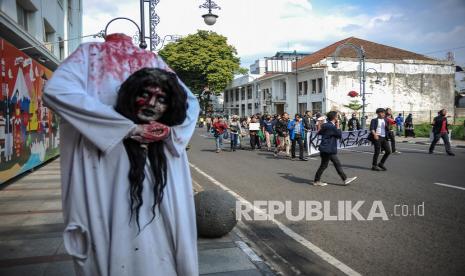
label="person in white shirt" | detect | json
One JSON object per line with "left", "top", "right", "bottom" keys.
{"left": 369, "top": 108, "right": 391, "bottom": 171}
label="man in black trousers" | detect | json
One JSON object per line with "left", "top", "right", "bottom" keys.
{"left": 313, "top": 111, "right": 357, "bottom": 186}
{"left": 429, "top": 109, "right": 455, "bottom": 156}
{"left": 369, "top": 108, "right": 391, "bottom": 171}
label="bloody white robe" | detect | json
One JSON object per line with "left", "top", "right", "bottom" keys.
{"left": 43, "top": 34, "right": 199, "bottom": 276}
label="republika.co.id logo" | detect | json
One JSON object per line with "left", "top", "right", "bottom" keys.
{"left": 236, "top": 200, "right": 425, "bottom": 221}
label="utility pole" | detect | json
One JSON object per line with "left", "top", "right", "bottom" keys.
{"left": 294, "top": 50, "right": 299, "bottom": 115}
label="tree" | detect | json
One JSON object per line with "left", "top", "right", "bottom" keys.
{"left": 344, "top": 100, "right": 364, "bottom": 112}
{"left": 158, "top": 30, "right": 246, "bottom": 95}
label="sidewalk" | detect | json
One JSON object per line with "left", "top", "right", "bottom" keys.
{"left": 396, "top": 136, "right": 465, "bottom": 148}
{"left": 0, "top": 158, "right": 275, "bottom": 276}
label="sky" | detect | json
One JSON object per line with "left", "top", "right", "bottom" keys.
{"left": 81, "top": 0, "right": 465, "bottom": 70}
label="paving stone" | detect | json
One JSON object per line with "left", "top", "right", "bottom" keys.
{"left": 0, "top": 237, "right": 63, "bottom": 260}
{"left": 199, "top": 247, "right": 256, "bottom": 274}
{"left": 203, "top": 269, "right": 263, "bottom": 276}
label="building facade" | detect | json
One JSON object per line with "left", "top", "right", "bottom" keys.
{"left": 225, "top": 37, "right": 456, "bottom": 121}
{"left": 0, "top": 0, "right": 82, "bottom": 183}
{"left": 1, "top": 0, "right": 83, "bottom": 69}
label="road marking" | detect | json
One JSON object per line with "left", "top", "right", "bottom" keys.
{"left": 396, "top": 147, "right": 440, "bottom": 153}
{"left": 234, "top": 240, "right": 263, "bottom": 263}
{"left": 433, "top": 182, "right": 465, "bottom": 191}
{"left": 190, "top": 163, "right": 362, "bottom": 276}
{"left": 340, "top": 148, "right": 373, "bottom": 155}
{"left": 192, "top": 179, "right": 204, "bottom": 193}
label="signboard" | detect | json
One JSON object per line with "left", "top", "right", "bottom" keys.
{"left": 249, "top": 122, "right": 261, "bottom": 131}
{"left": 0, "top": 39, "right": 59, "bottom": 183}
{"left": 306, "top": 129, "right": 371, "bottom": 155}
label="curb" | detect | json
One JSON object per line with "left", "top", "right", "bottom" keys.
{"left": 400, "top": 140, "right": 465, "bottom": 148}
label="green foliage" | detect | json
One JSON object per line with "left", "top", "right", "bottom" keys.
{"left": 413, "top": 123, "right": 465, "bottom": 140}
{"left": 158, "top": 30, "right": 245, "bottom": 94}
{"left": 451, "top": 125, "right": 464, "bottom": 140}
{"left": 343, "top": 100, "right": 363, "bottom": 111}
{"left": 413, "top": 123, "right": 431, "bottom": 138}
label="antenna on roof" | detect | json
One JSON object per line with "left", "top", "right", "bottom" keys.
{"left": 446, "top": 51, "right": 455, "bottom": 62}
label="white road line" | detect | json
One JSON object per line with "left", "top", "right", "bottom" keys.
{"left": 340, "top": 148, "right": 373, "bottom": 155}
{"left": 433, "top": 182, "right": 465, "bottom": 191}
{"left": 396, "top": 147, "right": 439, "bottom": 153}
{"left": 234, "top": 240, "right": 263, "bottom": 263}
{"left": 189, "top": 163, "right": 362, "bottom": 276}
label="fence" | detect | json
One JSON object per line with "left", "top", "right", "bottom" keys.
{"left": 349, "top": 109, "right": 465, "bottom": 125}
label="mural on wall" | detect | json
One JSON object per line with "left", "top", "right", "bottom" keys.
{"left": 0, "top": 38, "right": 59, "bottom": 183}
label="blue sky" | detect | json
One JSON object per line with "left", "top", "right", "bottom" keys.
{"left": 83, "top": 0, "right": 465, "bottom": 68}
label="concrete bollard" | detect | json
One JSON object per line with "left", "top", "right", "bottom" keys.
{"left": 194, "top": 189, "right": 238, "bottom": 238}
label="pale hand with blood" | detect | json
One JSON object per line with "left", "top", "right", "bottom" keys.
{"left": 131, "top": 121, "right": 170, "bottom": 144}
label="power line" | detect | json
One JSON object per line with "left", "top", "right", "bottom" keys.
{"left": 423, "top": 45, "right": 465, "bottom": 55}
{"left": 19, "top": 31, "right": 105, "bottom": 51}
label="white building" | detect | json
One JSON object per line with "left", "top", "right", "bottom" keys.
{"left": 225, "top": 37, "right": 456, "bottom": 122}
{"left": 1, "top": 0, "right": 83, "bottom": 70}
{"left": 223, "top": 74, "right": 263, "bottom": 117}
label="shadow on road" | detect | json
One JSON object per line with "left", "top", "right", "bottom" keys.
{"left": 276, "top": 172, "right": 309, "bottom": 185}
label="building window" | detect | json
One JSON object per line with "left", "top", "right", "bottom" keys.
{"left": 247, "top": 86, "right": 252, "bottom": 99}
{"left": 282, "top": 81, "right": 286, "bottom": 100}
{"left": 43, "top": 19, "right": 56, "bottom": 53}
{"left": 231, "top": 90, "right": 234, "bottom": 102}
{"left": 263, "top": 88, "right": 267, "bottom": 100}
{"left": 224, "top": 91, "right": 228, "bottom": 103}
{"left": 312, "top": 102, "right": 322, "bottom": 113}
{"left": 68, "top": 0, "right": 73, "bottom": 24}
{"left": 299, "top": 103, "right": 307, "bottom": 115}
{"left": 318, "top": 78, "right": 323, "bottom": 93}
{"left": 312, "top": 79, "right": 317, "bottom": 94}
{"left": 16, "top": 1, "right": 30, "bottom": 31}
{"left": 59, "top": 37, "right": 65, "bottom": 60}
{"left": 298, "top": 81, "right": 308, "bottom": 96}
{"left": 241, "top": 87, "right": 245, "bottom": 100}
{"left": 235, "top": 89, "right": 239, "bottom": 102}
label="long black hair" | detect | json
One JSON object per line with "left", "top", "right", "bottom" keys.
{"left": 115, "top": 67, "right": 187, "bottom": 231}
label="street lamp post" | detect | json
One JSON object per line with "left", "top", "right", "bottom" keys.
{"left": 199, "top": 0, "right": 221, "bottom": 26}
{"left": 294, "top": 50, "right": 300, "bottom": 115}
{"left": 332, "top": 43, "right": 381, "bottom": 129}
{"left": 138, "top": 0, "right": 220, "bottom": 51}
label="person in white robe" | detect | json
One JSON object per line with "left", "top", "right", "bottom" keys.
{"left": 43, "top": 33, "right": 199, "bottom": 276}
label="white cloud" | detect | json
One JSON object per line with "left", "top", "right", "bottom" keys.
{"left": 81, "top": 0, "right": 465, "bottom": 66}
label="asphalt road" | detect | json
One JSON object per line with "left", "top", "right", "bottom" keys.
{"left": 188, "top": 128, "right": 465, "bottom": 276}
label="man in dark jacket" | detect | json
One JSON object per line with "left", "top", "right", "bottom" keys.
{"left": 313, "top": 111, "right": 357, "bottom": 186}
{"left": 347, "top": 113, "right": 360, "bottom": 131}
{"left": 303, "top": 111, "right": 316, "bottom": 131}
{"left": 369, "top": 108, "right": 391, "bottom": 171}
{"left": 274, "top": 113, "right": 291, "bottom": 157}
{"left": 429, "top": 109, "right": 454, "bottom": 156}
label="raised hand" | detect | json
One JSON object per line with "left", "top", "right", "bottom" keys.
{"left": 131, "top": 121, "right": 170, "bottom": 144}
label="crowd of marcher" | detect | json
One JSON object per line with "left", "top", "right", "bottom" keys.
{"left": 203, "top": 108, "right": 455, "bottom": 186}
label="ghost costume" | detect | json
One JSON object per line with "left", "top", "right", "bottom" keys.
{"left": 43, "top": 34, "right": 199, "bottom": 276}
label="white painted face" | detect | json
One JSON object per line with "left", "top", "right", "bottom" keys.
{"left": 136, "top": 86, "right": 168, "bottom": 122}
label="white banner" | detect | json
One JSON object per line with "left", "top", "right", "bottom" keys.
{"left": 306, "top": 130, "right": 371, "bottom": 155}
